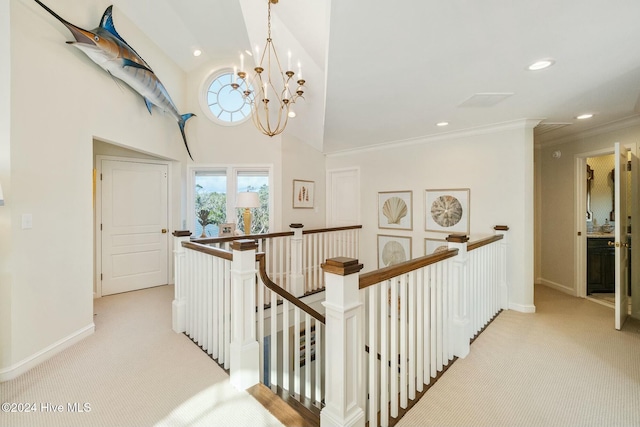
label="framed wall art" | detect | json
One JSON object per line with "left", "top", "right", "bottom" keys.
{"left": 425, "top": 238, "right": 448, "bottom": 255}
{"left": 377, "top": 234, "right": 412, "bottom": 268}
{"left": 425, "top": 188, "right": 470, "bottom": 234}
{"left": 293, "top": 179, "right": 315, "bottom": 209}
{"left": 378, "top": 190, "right": 412, "bottom": 230}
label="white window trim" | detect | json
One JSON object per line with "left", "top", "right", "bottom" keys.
{"left": 187, "top": 164, "right": 274, "bottom": 235}
{"left": 198, "top": 68, "right": 253, "bottom": 127}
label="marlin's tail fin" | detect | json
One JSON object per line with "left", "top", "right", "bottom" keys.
{"left": 179, "top": 113, "right": 195, "bottom": 160}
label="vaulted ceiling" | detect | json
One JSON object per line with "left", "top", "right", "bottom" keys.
{"left": 114, "top": 0, "right": 640, "bottom": 154}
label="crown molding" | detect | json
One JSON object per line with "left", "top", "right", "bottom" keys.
{"left": 535, "top": 115, "right": 640, "bottom": 149}
{"left": 326, "top": 119, "right": 541, "bottom": 158}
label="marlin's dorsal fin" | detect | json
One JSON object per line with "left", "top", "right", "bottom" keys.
{"left": 100, "top": 6, "right": 126, "bottom": 44}
{"left": 100, "top": 6, "right": 151, "bottom": 69}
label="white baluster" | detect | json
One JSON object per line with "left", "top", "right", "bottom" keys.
{"left": 289, "top": 224, "right": 305, "bottom": 297}
{"left": 380, "top": 281, "right": 389, "bottom": 426}
{"left": 314, "top": 322, "right": 323, "bottom": 407}
{"left": 400, "top": 274, "right": 408, "bottom": 409}
{"left": 270, "top": 289, "right": 278, "bottom": 391}
{"left": 408, "top": 270, "right": 416, "bottom": 400}
{"left": 390, "top": 278, "right": 398, "bottom": 418}
{"left": 368, "top": 287, "right": 379, "bottom": 424}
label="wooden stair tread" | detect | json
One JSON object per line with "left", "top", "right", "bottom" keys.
{"left": 247, "top": 383, "right": 320, "bottom": 427}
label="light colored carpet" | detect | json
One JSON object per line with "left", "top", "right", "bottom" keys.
{"left": 397, "top": 284, "right": 640, "bottom": 427}
{"left": 2, "top": 284, "right": 639, "bottom": 427}
{"left": 0, "top": 285, "right": 284, "bottom": 427}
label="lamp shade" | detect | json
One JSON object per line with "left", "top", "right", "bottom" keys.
{"left": 236, "top": 191, "right": 260, "bottom": 208}
{"left": 0, "top": 182, "right": 4, "bottom": 206}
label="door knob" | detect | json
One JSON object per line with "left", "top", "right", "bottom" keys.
{"left": 161, "top": 229, "right": 167, "bottom": 234}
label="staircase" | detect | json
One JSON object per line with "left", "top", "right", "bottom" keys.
{"left": 172, "top": 224, "right": 509, "bottom": 427}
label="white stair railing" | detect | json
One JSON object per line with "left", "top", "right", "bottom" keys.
{"left": 173, "top": 225, "right": 508, "bottom": 427}
{"left": 321, "top": 226, "right": 509, "bottom": 427}
{"left": 256, "top": 253, "right": 326, "bottom": 409}
{"left": 191, "top": 224, "right": 362, "bottom": 297}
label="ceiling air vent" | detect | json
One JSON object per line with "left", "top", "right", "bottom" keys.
{"left": 457, "top": 93, "right": 514, "bottom": 108}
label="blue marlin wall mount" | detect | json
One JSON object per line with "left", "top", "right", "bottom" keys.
{"left": 34, "top": 0, "right": 195, "bottom": 160}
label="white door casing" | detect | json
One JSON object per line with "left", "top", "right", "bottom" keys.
{"left": 100, "top": 159, "right": 169, "bottom": 296}
{"left": 326, "top": 167, "right": 360, "bottom": 227}
{"left": 614, "top": 142, "right": 629, "bottom": 330}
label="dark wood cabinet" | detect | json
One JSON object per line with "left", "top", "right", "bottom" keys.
{"left": 587, "top": 237, "right": 615, "bottom": 294}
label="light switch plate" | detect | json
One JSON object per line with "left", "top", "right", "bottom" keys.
{"left": 22, "top": 213, "right": 33, "bottom": 229}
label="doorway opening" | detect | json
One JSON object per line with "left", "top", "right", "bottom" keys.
{"left": 585, "top": 153, "right": 617, "bottom": 305}
{"left": 576, "top": 143, "right": 639, "bottom": 329}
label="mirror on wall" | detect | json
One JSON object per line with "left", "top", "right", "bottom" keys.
{"left": 586, "top": 154, "right": 615, "bottom": 231}
{"left": 586, "top": 165, "right": 593, "bottom": 223}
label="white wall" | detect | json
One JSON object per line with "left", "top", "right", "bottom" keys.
{"left": 326, "top": 120, "right": 537, "bottom": 313}
{"left": 1, "top": 0, "right": 190, "bottom": 379}
{"left": 281, "top": 134, "right": 326, "bottom": 230}
{"left": 1, "top": 0, "right": 328, "bottom": 379}
{"left": 0, "top": 0, "right": 12, "bottom": 371}
{"left": 537, "top": 119, "right": 640, "bottom": 296}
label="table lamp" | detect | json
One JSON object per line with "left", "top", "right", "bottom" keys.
{"left": 236, "top": 191, "right": 260, "bottom": 235}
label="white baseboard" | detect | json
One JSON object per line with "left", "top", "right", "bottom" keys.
{"left": 0, "top": 323, "right": 95, "bottom": 383}
{"left": 537, "top": 278, "right": 577, "bottom": 296}
{"left": 508, "top": 302, "right": 536, "bottom": 313}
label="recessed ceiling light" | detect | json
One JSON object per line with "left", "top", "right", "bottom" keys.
{"left": 436, "top": 122, "right": 449, "bottom": 127}
{"left": 576, "top": 113, "right": 594, "bottom": 120}
{"left": 528, "top": 59, "right": 555, "bottom": 71}
{"left": 193, "top": 49, "right": 202, "bottom": 57}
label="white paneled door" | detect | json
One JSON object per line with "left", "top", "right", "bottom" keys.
{"left": 614, "top": 143, "right": 629, "bottom": 330}
{"left": 101, "top": 159, "right": 168, "bottom": 296}
{"left": 327, "top": 168, "right": 360, "bottom": 227}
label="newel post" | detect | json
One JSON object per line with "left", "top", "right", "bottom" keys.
{"left": 289, "top": 223, "right": 306, "bottom": 297}
{"left": 495, "top": 225, "right": 510, "bottom": 310}
{"left": 229, "top": 239, "right": 260, "bottom": 390}
{"left": 172, "top": 231, "right": 191, "bottom": 333}
{"left": 447, "top": 233, "right": 471, "bottom": 358}
{"left": 321, "top": 257, "right": 365, "bottom": 427}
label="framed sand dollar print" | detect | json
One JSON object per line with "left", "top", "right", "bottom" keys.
{"left": 425, "top": 189, "right": 470, "bottom": 234}
{"left": 377, "top": 234, "right": 412, "bottom": 269}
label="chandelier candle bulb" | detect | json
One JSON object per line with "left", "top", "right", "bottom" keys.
{"left": 240, "top": 53, "right": 244, "bottom": 73}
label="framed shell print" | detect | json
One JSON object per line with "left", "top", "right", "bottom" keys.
{"left": 293, "top": 179, "right": 315, "bottom": 209}
{"left": 377, "top": 234, "right": 412, "bottom": 268}
{"left": 425, "top": 188, "right": 470, "bottom": 234}
{"left": 425, "top": 238, "right": 448, "bottom": 255}
{"left": 378, "top": 191, "right": 412, "bottom": 230}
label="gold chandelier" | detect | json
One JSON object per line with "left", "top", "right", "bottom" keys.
{"left": 232, "top": 0, "right": 306, "bottom": 137}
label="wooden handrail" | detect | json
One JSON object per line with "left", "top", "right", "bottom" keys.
{"left": 256, "top": 253, "right": 326, "bottom": 324}
{"left": 182, "top": 241, "right": 233, "bottom": 261}
{"left": 359, "top": 248, "right": 459, "bottom": 290}
{"left": 303, "top": 225, "right": 363, "bottom": 235}
{"left": 467, "top": 234, "right": 503, "bottom": 252}
{"left": 191, "top": 224, "right": 362, "bottom": 245}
